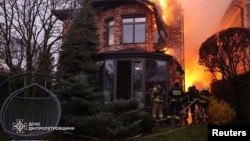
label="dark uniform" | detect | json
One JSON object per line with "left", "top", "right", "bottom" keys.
{"left": 199, "top": 87, "right": 210, "bottom": 122}
{"left": 184, "top": 85, "right": 200, "bottom": 123}
{"left": 166, "top": 81, "right": 185, "bottom": 127}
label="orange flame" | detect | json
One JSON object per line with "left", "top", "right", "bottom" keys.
{"left": 155, "top": 0, "right": 212, "bottom": 91}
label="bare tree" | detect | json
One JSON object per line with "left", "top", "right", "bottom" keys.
{"left": 199, "top": 27, "right": 250, "bottom": 80}
{"left": 0, "top": 0, "right": 78, "bottom": 75}
{"left": 0, "top": 0, "right": 79, "bottom": 95}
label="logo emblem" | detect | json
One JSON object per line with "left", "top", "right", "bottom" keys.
{"left": 13, "top": 119, "right": 27, "bottom": 133}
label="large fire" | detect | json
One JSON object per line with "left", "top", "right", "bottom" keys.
{"left": 154, "top": 0, "right": 211, "bottom": 91}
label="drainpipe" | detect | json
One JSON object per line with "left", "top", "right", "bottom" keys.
{"left": 234, "top": 4, "right": 244, "bottom": 27}
{"left": 181, "top": 9, "right": 185, "bottom": 91}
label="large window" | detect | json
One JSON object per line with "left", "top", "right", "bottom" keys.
{"left": 122, "top": 17, "right": 146, "bottom": 43}
{"left": 132, "top": 61, "right": 144, "bottom": 108}
{"left": 106, "top": 18, "right": 114, "bottom": 46}
{"left": 145, "top": 60, "right": 167, "bottom": 107}
{"left": 103, "top": 60, "right": 115, "bottom": 102}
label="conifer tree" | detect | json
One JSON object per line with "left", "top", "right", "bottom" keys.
{"left": 55, "top": 0, "right": 102, "bottom": 134}
{"left": 54, "top": 0, "right": 155, "bottom": 139}
{"left": 57, "top": 0, "right": 100, "bottom": 86}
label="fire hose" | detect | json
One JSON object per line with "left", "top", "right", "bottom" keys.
{"left": 180, "top": 98, "right": 199, "bottom": 114}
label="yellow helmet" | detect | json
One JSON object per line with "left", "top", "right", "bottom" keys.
{"left": 203, "top": 87, "right": 209, "bottom": 91}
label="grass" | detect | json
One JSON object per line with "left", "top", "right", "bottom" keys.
{"left": 0, "top": 124, "right": 208, "bottom": 141}
{"left": 135, "top": 123, "right": 208, "bottom": 141}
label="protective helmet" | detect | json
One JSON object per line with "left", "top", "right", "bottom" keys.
{"left": 203, "top": 87, "right": 209, "bottom": 91}
{"left": 188, "top": 86, "right": 192, "bottom": 90}
{"left": 174, "top": 79, "right": 180, "bottom": 86}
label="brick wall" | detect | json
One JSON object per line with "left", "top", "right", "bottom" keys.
{"left": 60, "top": 2, "right": 184, "bottom": 89}
{"left": 95, "top": 3, "right": 156, "bottom": 53}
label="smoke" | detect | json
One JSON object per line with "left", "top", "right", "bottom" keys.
{"left": 180, "top": 0, "right": 231, "bottom": 91}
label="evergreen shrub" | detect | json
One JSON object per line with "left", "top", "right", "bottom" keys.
{"left": 135, "top": 111, "right": 155, "bottom": 133}
{"left": 67, "top": 98, "right": 146, "bottom": 140}
{"left": 208, "top": 96, "right": 236, "bottom": 124}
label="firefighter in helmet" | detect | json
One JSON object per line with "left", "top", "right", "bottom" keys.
{"left": 184, "top": 85, "right": 200, "bottom": 124}
{"left": 199, "top": 87, "right": 210, "bottom": 123}
{"left": 166, "top": 80, "right": 185, "bottom": 127}
{"left": 150, "top": 82, "right": 166, "bottom": 120}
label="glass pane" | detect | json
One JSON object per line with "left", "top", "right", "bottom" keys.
{"left": 145, "top": 60, "right": 167, "bottom": 107}
{"left": 133, "top": 61, "right": 143, "bottom": 108}
{"left": 135, "top": 24, "right": 145, "bottom": 43}
{"left": 108, "top": 27, "right": 114, "bottom": 45}
{"left": 123, "top": 25, "right": 133, "bottom": 43}
{"left": 154, "top": 32, "right": 159, "bottom": 43}
{"left": 133, "top": 61, "right": 142, "bottom": 92}
{"left": 123, "top": 18, "right": 133, "bottom": 23}
{"left": 135, "top": 17, "right": 146, "bottom": 22}
{"left": 109, "top": 20, "right": 114, "bottom": 26}
{"left": 104, "top": 60, "right": 115, "bottom": 102}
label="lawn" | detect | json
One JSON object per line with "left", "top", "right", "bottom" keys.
{"left": 0, "top": 124, "right": 208, "bottom": 141}
{"left": 135, "top": 123, "right": 208, "bottom": 141}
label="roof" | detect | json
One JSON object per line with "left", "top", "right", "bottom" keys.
{"left": 216, "top": 0, "right": 246, "bottom": 30}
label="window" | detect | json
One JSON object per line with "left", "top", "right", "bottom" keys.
{"left": 132, "top": 61, "right": 144, "bottom": 107}
{"left": 106, "top": 18, "right": 114, "bottom": 46}
{"left": 154, "top": 32, "right": 159, "bottom": 43}
{"left": 103, "top": 60, "right": 115, "bottom": 102}
{"left": 145, "top": 59, "right": 167, "bottom": 106}
{"left": 122, "top": 17, "right": 146, "bottom": 43}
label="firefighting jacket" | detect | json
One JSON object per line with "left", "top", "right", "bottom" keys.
{"left": 199, "top": 90, "right": 210, "bottom": 104}
{"left": 151, "top": 85, "right": 165, "bottom": 102}
{"left": 185, "top": 88, "right": 200, "bottom": 104}
{"left": 167, "top": 86, "right": 185, "bottom": 102}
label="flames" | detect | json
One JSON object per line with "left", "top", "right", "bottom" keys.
{"left": 154, "top": 0, "right": 168, "bottom": 24}
{"left": 154, "top": 0, "right": 179, "bottom": 25}
{"left": 154, "top": 0, "right": 211, "bottom": 91}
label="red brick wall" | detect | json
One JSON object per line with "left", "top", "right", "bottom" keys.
{"left": 60, "top": 3, "right": 184, "bottom": 89}
{"left": 95, "top": 3, "right": 156, "bottom": 53}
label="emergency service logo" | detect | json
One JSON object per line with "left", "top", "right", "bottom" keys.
{"left": 12, "top": 119, "right": 27, "bottom": 133}
{"left": 12, "top": 119, "right": 75, "bottom": 133}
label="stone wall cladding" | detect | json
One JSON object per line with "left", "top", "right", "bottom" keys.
{"left": 95, "top": 3, "right": 156, "bottom": 53}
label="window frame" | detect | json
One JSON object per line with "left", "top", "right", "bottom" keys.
{"left": 105, "top": 17, "right": 115, "bottom": 46}
{"left": 122, "top": 15, "right": 146, "bottom": 44}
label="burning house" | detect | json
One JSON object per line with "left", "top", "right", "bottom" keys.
{"left": 53, "top": 0, "right": 184, "bottom": 111}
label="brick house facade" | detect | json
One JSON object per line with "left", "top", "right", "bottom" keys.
{"left": 53, "top": 0, "right": 184, "bottom": 113}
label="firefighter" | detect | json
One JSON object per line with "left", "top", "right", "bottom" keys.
{"left": 150, "top": 82, "right": 166, "bottom": 120}
{"left": 198, "top": 87, "right": 210, "bottom": 123}
{"left": 166, "top": 80, "right": 185, "bottom": 127}
{"left": 184, "top": 85, "right": 200, "bottom": 124}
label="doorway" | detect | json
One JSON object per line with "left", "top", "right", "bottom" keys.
{"left": 116, "top": 61, "right": 131, "bottom": 99}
